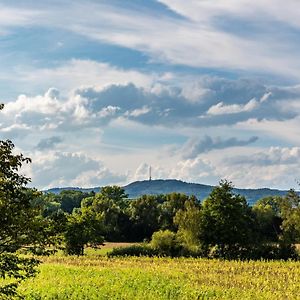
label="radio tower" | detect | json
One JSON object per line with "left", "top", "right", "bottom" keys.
{"left": 149, "top": 166, "right": 152, "bottom": 181}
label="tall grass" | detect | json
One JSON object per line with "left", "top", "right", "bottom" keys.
{"left": 19, "top": 256, "right": 300, "bottom": 299}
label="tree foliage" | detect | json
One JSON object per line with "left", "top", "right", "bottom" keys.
{"left": 0, "top": 104, "right": 62, "bottom": 297}
{"left": 198, "top": 180, "right": 255, "bottom": 251}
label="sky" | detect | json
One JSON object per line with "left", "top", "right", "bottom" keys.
{"left": 1, "top": 0, "right": 300, "bottom": 190}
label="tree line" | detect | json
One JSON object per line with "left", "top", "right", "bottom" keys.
{"left": 40, "top": 182, "right": 300, "bottom": 260}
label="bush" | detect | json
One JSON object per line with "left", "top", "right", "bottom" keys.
{"left": 208, "top": 243, "right": 299, "bottom": 260}
{"left": 107, "top": 244, "right": 158, "bottom": 257}
{"left": 151, "top": 230, "right": 181, "bottom": 257}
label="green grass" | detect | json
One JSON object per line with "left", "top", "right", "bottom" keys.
{"left": 17, "top": 256, "right": 300, "bottom": 300}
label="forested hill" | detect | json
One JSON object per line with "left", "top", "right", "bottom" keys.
{"left": 45, "top": 179, "right": 296, "bottom": 205}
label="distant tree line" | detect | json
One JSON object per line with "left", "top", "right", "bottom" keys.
{"left": 39, "top": 181, "right": 300, "bottom": 259}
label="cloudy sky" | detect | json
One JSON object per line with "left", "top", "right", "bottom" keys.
{"left": 1, "top": 0, "right": 300, "bottom": 190}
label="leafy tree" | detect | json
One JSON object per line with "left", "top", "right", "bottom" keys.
{"left": 129, "top": 195, "right": 162, "bottom": 241}
{"left": 81, "top": 189, "right": 132, "bottom": 241}
{"left": 252, "top": 196, "right": 283, "bottom": 242}
{"left": 159, "top": 193, "right": 195, "bottom": 231}
{"left": 64, "top": 206, "right": 104, "bottom": 255}
{"left": 90, "top": 194, "right": 124, "bottom": 240}
{"left": 0, "top": 110, "right": 42, "bottom": 297}
{"left": 100, "top": 186, "right": 128, "bottom": 203}
{"left": 64, "top": 186, "right": 129, "bottom": 254}
{"left": 0, "top": 104, "right": 64, "bottom": 297}
{"left": 280, "top": 189, "right": 300, "bottom": 244}
{"left": 174, "top": 197, "right": 202, "bottom": 254}
{"left": 56, "top": 190, "right": 84, "bottom": 213}
{"left": 198, "top": 180, "right": 255, "bottom": 258}
{"left": 252, "top": 191, "right": 300, "bottom": 259}
{"left": 33, "top": 192, "right": 62, "bottom": 219}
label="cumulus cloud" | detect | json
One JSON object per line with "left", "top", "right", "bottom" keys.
{"left": 181, "top": 135, "right": 259, "bottom": 159}
{"left": 206, "top": 92, "right": 271, "bottom": 116}
{"left": 36, "top": 136, "right": 63, "bottom": 150}
{"left": 0, "top": 123, "right": 31, "bottom": 140}
{"left": 169, "top": 157, "right": 219, "bottom": 184}
{"left": 207, "top": 98, "right": 259, "bottom": 115}
{"left": 1, "top": 78, "right": 299, "bottom": 142}
{"left": 213, "top": 147, "right": 300, "bottom": 189}
{"left": 227, "top": 147, "right": 300, "bottom": 166}
{"left": 14, "top": 59, "right": 155, "bottom": 96}
{"left": 30, "top": 151, "right": 126, "bottom": 189}
{"left": 75, "top": 79, "right": 297, "bottom": 127}
{"left": 160, "top": 146, "right": 300, "bottom": 189}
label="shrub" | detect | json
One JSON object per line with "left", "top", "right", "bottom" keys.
{"left": 107, "top": 244, "right": 157, "bottom": 257}
{"left": 150, "top": 230, "right": 181, "bottom": 257}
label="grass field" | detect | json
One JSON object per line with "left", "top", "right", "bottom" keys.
{"left": 16, "top": 247, "right": 300, "bottom": 300}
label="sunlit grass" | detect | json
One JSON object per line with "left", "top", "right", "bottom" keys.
{"left": 18, "top": 255, "right": 300, "bottom": 299}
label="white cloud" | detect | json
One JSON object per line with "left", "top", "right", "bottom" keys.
{"left": 207, "top": 98, "right": 259, "bottom": 116}
{"left": 125, "top": 106, "right": 151, "bottom": 117}
{"left": 0, "top": 5, "right": 39, "bottom": 31}
{"left": 29, "top": 151, "right": 126, "bottom": 189}
{"left": 169, "top": 157, "right": 218, "bottom": 184}
{"left": 2, "top": 2, "right": 300, "bottom": 78}
{"left": 42, "top": 1, "right": 300, "bottom": 79}
{"left": 181, "top": 135, "right": 258, "bottom": 158}
{"left": 13, "top": 59, "right": 156, "bottom": 96}
{"left": 218, "top": 149, "right": 300, "bottom": 189}
{"left": 1, "top": 78, "right": 299, "bottom": 143}
{"left": 1, "top": 74, "right": 300, "bottom": 190}
{"left": 157, "top": 0, "right": 300, "bottom": 29}
{"left": 98, "top": 106, "right": 121, "bottom": 118}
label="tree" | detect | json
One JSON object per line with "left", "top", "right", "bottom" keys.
{"left": 252, "top": 196, "right": 283, "bottom": 242}
{"left": 159, "top": 193, "right": 193, "bottom": 231}
{"left": 174, "top": 197, "right": 202, "bottom": 254}
{"left": 198, "top": 180, "right": 255, "bottom": 258}
{"left": 0, "top": 109, "right": 41, "bottom": 297}
{"left": 57, "top": 190, "right": 92, "bottom": 213}
{"left": 129, "top": 195, "right": 162, "bottom": 241}
{"left": 0, "top": 105, "right": 61, "bottom": 297}
{"left": 81, "top": 189, "right": 132, "bottom": 242}
{"left": 64, "top": 204, "right": 105, "bottom": 255}
{"left": 280, "top": 189, "right": 300, "bottom": 244}
{"left": 100, "top": 186, "right": 128, "bottom": 203}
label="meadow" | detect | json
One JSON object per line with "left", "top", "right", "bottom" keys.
{"left": 17, "top": 247, "right": 300, "bottom": 300}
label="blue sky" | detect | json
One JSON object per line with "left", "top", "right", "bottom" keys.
{"left": 1, "top": 0, "right": 300, "bottom": 189}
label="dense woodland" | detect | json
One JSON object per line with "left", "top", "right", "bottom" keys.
{"left": 39, "top": 183, "right": 300, "bottom": 259}
{"left": 1, "top": 102, "right": 300, "bottom": 298}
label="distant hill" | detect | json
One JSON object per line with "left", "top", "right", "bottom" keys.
{"left": 45, "top": 179, "right": 298, "bottom": 205}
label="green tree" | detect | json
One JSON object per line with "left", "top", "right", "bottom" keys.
{"left": 100, "top": 186, "right": 128, "bottom": 203}
{"left": 174, "top": 197, "right": 202, "bottom": 254}
{"left": 0, "top": 104, "right": 62, "bottom": 297}
{"left": 280, "top": 189, "right": 300, "bottom": 244}
{"left": 198, "top": 180, "right": 255, "bottom": 258}
{"left": 129, "top": 195, "right": 162, "bottom": 241}
{"left": 0, "top": 133, "right": 39, "bottom": 296}
{"left": 81, "top": 189, "right": 132, "bottom": 241}
{"left": 64, "top": 206, "right": 104, "bottom": 255}
{"left": 64, "top": 187, "right": 129, "bottom": 254}
{"left": 252, "top": 196, "right": 283, "bottom": 242}
{"left": 159, "top": 193, "right": 194, "bottom": 231}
